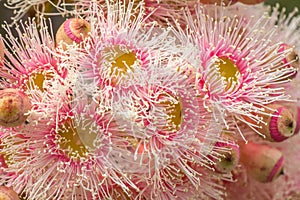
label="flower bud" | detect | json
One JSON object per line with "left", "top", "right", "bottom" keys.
{"left": 0, "top": 88, "right": 31, "bottom": 127}
{"left": 56, "top": 18, "right": 91, "bottom": 50}
{"left": 213, "top": 141, "right": 240, "bottom": 173}
{"left": 0, "top": 186, "right": 19, "bottom": 200}
{"left": 239, "top": 142, "right": 284, "bottom": 183}
{"left": 258, "top": 104, "right": 296, "bottom": 142}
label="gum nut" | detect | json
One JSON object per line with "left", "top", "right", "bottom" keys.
{"left": 0, "top": 186, "right": 20, "bottom": 200}
{"left": 55, "top": 18, "right": 91, "bottom": 48}
{"left": 239, "top": 142, "right": 284, "bottom": 183}
{"left": 259, "top": 103, "right": 296, "bottom": 142}
{"left": 0, "top": 88, "right": 31, "bottom": 127}
{"left": 214, "top": 141, "right": 240, "bottom": 173}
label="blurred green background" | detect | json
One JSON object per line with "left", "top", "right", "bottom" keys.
{"left": 265, "top": 0, "right": 300, "bottom": 13}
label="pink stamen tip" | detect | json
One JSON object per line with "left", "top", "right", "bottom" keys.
{"left": 266, "top": 156, "right": 284, "bottom": 182}
{"left": 269, "top": 107, "right": 288, "bottom": 142}
{"left": 64, "top": 19, "right": 83, "bottom": 44}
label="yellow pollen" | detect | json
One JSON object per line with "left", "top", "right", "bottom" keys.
{"left": 103, "top": 45, "right": 138, "bottom": 84}
{"left": 28, "top": 71, "right": 54, "bottom": 92}
{"left": 216, "top": 57, "right": 240, "bottom": 90}
{"left": 2, "top": 153, "right": 11, "bottom": 167}
{"left": 57, "top": 122, "right": 88, "bottom": 158}
{"left": 160, "top": 94, "right": 183, "bottom": 132}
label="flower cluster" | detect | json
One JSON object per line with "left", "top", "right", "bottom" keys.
{"left": 0, "top": 0, "right": 299, "bottom": 200}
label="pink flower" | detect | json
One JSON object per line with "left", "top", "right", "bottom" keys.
{"left": 0, "top": 17, "right": 70, "bottom": 123}
{"left": 0, "top": 15, "right": 138, "bottom": 199}
{"left": 172, "top": 4, "right": 295, "bottom": 138}
{"left": 2, "top": 1, "right": 296, "bottom": 199}
{"left": 0, "top": 18, "right": 67, "bottom": 91}
{"left": 59, "top": 1, "right": 181, "bottom": 90}
{"left": 106, "top": 53, "right": 232, "bottom": 199}
{"left": 57, "top": 2, "right": 232, "bottom": 198}
{"left": 0, "top": 101, "right": 127, "bottom": 199}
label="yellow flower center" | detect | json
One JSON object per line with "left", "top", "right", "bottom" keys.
{"left": 158, "top": 94, "right": 183, "bottom": 133}
{"left": 56, "top": 121, "right": 89, "bottom": 158}
{"left": 103, "top": 45, "right": 138, "bottom": 85}
{"left": 216, "top": 57, "right": 240, "bottom": 90}
{"left": 27, "top": 71, "right": 54, "bottom": 92}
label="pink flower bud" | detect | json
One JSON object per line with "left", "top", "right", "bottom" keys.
{"left": 258, "top": 104, "right": 296, "bottom": 142}
{"left": 56, "top": 18, "right": 91, "bottom": 50}
{"left": 0, "top": 186, "right": 19, "bottom": 200}
{"left": 0, "top": 88, "right": 31, "bottom": 127}
{"left": 239, "top": 142, "right": 284, "bottom": 183}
